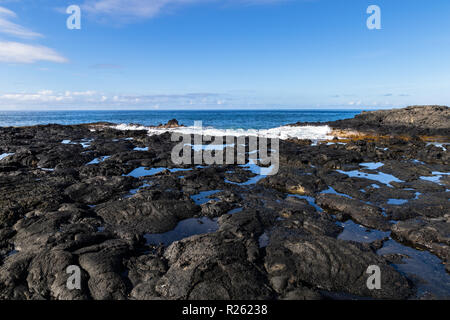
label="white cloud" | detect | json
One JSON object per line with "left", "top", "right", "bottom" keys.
{"left": 348, "top": 100, "right": 362, "bottom": 106}
{"left": 83, "top": 0, "right": 205, "bottom": 19}
{"left": 0, "top": 90, "right": 227, "bottom": 108}
{"left": 70, "top": 90, "right": 97, "bottom": 96}
{"left": 0, "top": 6, "right": 43, "bottom": 38}
{"left": 38, "top": 90, "right": 54, "bottom": 95}
{"left": 0, "top": 92, "right": 69, "bottom": 102}
{"left": 0, "top": 41, "right": 68, "bottom": 63}
{"left": 0, "top": 6, "right": 68, "bottom": 64}
{"left": 82, "top": 0, "right": 287, "bottom": 20}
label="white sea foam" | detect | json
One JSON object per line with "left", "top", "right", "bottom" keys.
{"left": 110, "top": 123, "right": 332, "bottom": 141}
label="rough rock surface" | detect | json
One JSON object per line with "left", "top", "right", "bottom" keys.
{"left": 290, "top": 105, "right": 450, "bottom": 137}
{"left": 265, "top": 227, "right": 414, "bottom": 299}
{"left": 316, "top": 194, "right": 391, "bottom": 230}
{"left": 0, "top": 106, "right": 449, "bottom": 300}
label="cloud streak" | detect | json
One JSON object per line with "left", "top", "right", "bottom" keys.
{"left": 82, "top": 0, "right": 288, "bottom": 21}
{"left": 0, "top": 6, "right": 68, "bottom": 64}
{"left": 0, "top": 90, "right": 228, "bottom": 108}
{"left": 0, "top": 41, "right": 68, "bottom": 63}
{"left": 83, "top": 0, "right": 206, "bottom": 20}
{"left": 0, "top": 6, "right": 43, "bottom": 38}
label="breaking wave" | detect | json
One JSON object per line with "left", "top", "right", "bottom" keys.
{"left": 111, "top": 123, "right": 332, "bottom": 140}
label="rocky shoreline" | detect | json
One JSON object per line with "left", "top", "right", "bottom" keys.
{"left": 0, "top": 106, "right": 449, "bottom": 300}
{"left": 290, "top": 105, "right": 450, "bottom": 139}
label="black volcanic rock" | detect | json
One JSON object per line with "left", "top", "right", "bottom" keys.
{"left": 156, "top": 119, "right": 183, "bottom": 129}
{"left": 290, "top": 105, "right": 450, "bottom": 137}
{"left": 316, "top": 194, "right": 391, "bottom": 231}
{"left": 264, "top": 227, "right": 414, "bottom": 299}
{"left": 330, "top": 105, "right": 450, "bottom": 137}
{"left": 155, "top": 233, "right": 273, "bottom": 300}
{"left": 391, "top": 217, "right": 449, "bottom": 264}
{"left": 1, "top": 107, "right": 449, "bottom": 300}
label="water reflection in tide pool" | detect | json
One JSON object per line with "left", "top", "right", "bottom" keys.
{"left": 337, "top": 221, "right": 449, "bottom": 298}
{"left": 360, "top": 162, "right": 385, "bottom": 170}
{"left": 387, "top": 198, "right": 409, "bottom": 205}
{"left": 86, "top": 156, "right": 110, "bottom": 165}
{"left": 337, "top": 169, "right": 403, "bottom": 187}
{"left": 126, "top": 167, "right": 192, "bottom": 178}
{"left": 133, "top": 147, "right": 149, "bottom": 151}
{"left": 420, "top": 172, "right": 450, "bottom": 185}
{"left": 287, "top": 194, "right": 323, "bottom": 212}
{"left": 61, "top": 139, "right": 92, "bottom": 148}
{"left": 337, "top": 220, "right": 390, "bottom": 243}
{"left": 0, "top": 153, "right": 14, "bottom": 161}
{"left": 377, "top": 240, "right": 450, "bottom": 299}
{"left": 320, "top": 186, "right": 353, "bottom": 199}
{"left": 191, "top": 190, "right": 221, "bottom": 205}
{"left": 144, "top": 217, "right": 218, "bottom": 247}
{"left": 227, "top": 207, "right": 243, "bottom": 215}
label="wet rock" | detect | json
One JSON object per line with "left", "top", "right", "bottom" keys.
{"left": 378, "top": 161, "right": 432, "bottom": 182}
{"left": 279, "top": 142, "right": 363, "bottom": 169}
{"left": 218, "top": 210, "right": 265, "bottom": 240}
{"left": 0, "top": 175, "right": 74, "bottom": 227}
{"left": 155, "top": 233, "right": 273, "bottom": 300}
{"left": 95, "top": 190, "right": 200, "bottom": 234}
{"left": 386, "top": 194, "right": 450, "bottom": 220}
{"left": 90, "top": 139, "right": 134, "bottom": 155}
{"left": 198, "top": 191, "right": 240, "bottom": 218}
{"left": 320, "top": 177, "right": 371, "bottom": 201}
{"left": 127, "top": 254, "right": 167, "bottom": 291}
{"left": 26, "top": 249, "right": 90, "bottom": 300}
{"left": 75, "top": 239, "right": 132, "bottom": 300}
{"left": 3, "top": 148, "right": 37, "bottom": 168}
{"left": 130, "top": 282, "right": 163, "bottom": 300}
{"left": 326, "top": 105, "right": 450, "bottom": 137}
{"left": 391, "top": 217, "right": 449, "bottom": 263}
{"left": 381, "top": 253, "right": 410, "bottom": 265}
{"left": 224, "top": 167, "right": 256, "bottom": 184}
{"left": 0, "top": 227, "right": 15, "bottom": 248}
{"left": 280, "top": 287, "right": 323, "bottom": 300}
{"left": 0, "top": 252, "right": 34, "bottom": 299}
{"left": 264, "top": 227, "right": 414, "bottom": 299}
{"left": 13, "top": 210, "right": 79, "bottom": 252}
{"left": 79, "top": 162, "right": 130, "bottom": 178}
{"left": 64, "top": 176, "right": 136, "bottom": 205}
{"left": 316, "top": 194, "right": 390, "bottom": 230}
{"left": 155, "top": 119, "right": 183, "bottom": 129}
{"left": 271, "top": 196, "right": 343, "bottom": 238}
{"left": 261, "top": 167, "right": 326, "bottom": 196}
{"left": 36, "top": 145, "right": 87, "bottom": 169}
{"left": 364, "top": 187, "right": 417, "bottom": 206}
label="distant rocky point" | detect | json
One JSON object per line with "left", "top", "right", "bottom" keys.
{"left": 291, "top": 105, "right": 450, "bottom": 140}
{"left": 331, "top": 105, "right": 449, "bottom": 137}
{"left": 156, "top": 119, "right": 183, "bottom": 129}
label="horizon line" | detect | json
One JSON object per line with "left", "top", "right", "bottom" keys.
{"left": 0, "top": 106, "right": 404, "bottom": 112}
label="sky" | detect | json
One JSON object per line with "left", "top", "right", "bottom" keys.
{"left": 0, "top": 0, "right": 449, "bottom": 110}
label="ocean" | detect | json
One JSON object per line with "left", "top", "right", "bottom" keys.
{"left": 0, "top": 109, "right": 362, "bottom": 129}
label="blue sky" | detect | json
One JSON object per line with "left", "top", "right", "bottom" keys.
{"left": 0, "top": 0, "right": 449, "bottom": 110}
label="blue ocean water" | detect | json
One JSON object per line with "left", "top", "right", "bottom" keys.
{"left": 0, "top": 110, "right": 362, "bottom": 129}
